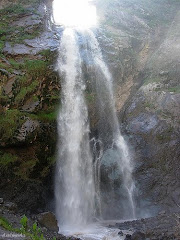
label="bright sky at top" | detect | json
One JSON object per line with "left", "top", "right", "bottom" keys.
{"left": 53, "top": 0, "right": 97, "bottom": 28}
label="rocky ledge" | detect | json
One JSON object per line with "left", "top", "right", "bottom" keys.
{"left": 111, "top": 212, "right": 180, "bottom": 240}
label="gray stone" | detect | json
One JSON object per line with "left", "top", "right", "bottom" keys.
{"left": 3, "top": 42, "right": 37, "bottom": 55}
{"left": 131, "top": 231, "right": 145, "bottom": 240}
{"left": 3, "top": 30, "right": 59, "bottom": 55}
{"left": 16, "top": 118, "right": 39, "bottom": 142}
{"left": 12, "top": 14, "right": 42, "bottom": 28}
{"left": 4, "top": 202, "right": 17, "bottom": 211}
{"left": 0, "top": 68, "right": 9, "bottom": 76}
{"left": 125, "top": 234, "right": 132, "bottom": 240}
{"left": 0, "top": 198, "right": 4, "bottom": 204}
{"left": 37, "top": 212, "right": 58, "bottom": 232}
{"left": 128, "top": 113, "right": 159, "bottom": 134}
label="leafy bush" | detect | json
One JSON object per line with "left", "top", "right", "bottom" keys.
{"left": 0, "top": 215, "right": 56, "bottom": 240}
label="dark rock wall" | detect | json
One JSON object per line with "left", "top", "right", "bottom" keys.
{"left": 95, "top": 0, "right": 180, "bottom": 216}
{"left": 0, "top": 0, "right": 59, "bottom": 212}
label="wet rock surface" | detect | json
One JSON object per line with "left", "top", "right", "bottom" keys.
{"left": 37, "top": 211, "right": 58, "bottom": 232}
{"left": 114, "top": 213, "right": 180, "bottom": 240}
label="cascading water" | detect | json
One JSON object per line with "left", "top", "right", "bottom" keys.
{"left": 53, "top": 0, "right": 136, "bottom": 237}
{"left": 83, "top": 30, "right": 136, "bottom": 219}
{"left": 55, "top": 28, "right": 95, "bottom": 231}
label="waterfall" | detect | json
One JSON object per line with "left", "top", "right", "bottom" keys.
{"left": 54, "top": 0, "right": 135, "bottom": 233}
{"left": 84, "top": 30, "right": 136, "bottom": 219}
{"left": 55, "top": 28, "right": 95, "bottom": 231}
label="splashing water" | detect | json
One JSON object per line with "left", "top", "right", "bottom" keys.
{"left": 55, "top": 28, "right": 95, "bottom": 231}
{"left": 54, "top": 0, "right": 136, "bottom": 236}
{"left": 83, "top": 30, "right": 136, "bottom": 219}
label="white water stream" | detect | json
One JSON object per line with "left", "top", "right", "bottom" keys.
{"left": 53, "top": 0, "right": 135, "bottom": 238}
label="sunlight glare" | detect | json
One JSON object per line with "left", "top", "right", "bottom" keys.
{"left": 53, "top": 0, "right": 97, "bottom": 28}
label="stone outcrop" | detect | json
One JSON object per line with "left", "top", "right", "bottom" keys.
{"left": 37, "top": 211, "right": 58, "bottom": 232}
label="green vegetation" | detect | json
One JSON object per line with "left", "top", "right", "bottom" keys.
{"left": 0, "top": 109, "right": 25, "bottom": 142}
{"left": 0, "top": 41, "right": 5, "bottom": 55}
{"left": 168, "top": 86, "right": 180, "bottom": 93}
{"left": 0, "top": 215, "right": 56, "bottom": 240}
{"left": 39, "top": 49, "right": 52, "bottom": 60}
{"left": 9, "top": 59, "right": 22, "bottom": 69}
{"left": 0, "top": 4, "right": 28, "bottom": 15}
{"left": 143, "top": 77, "right": 161, "bottom": 86}
{"left": 35, "top": 111, "right": 58, "bottom": 122}
{"left": 15, "top": 159, "right": 38, "bottom": 180}
{"left": 0, "top": 216, "right": 15, "bottom": 232}
{"left": 18, "top": 0, "right": 43, "bottom": 6}
{"left": 156, "top": 126, "right": 174, "bottom": 142}
{"left": 25, "top": 60, "right": 47, "bottom": 78}
{"left": 15, "top": 79, "right": 39, "bottom": 104}
{"left": 86, "top": 93, "right": 96, "bottom": 104}
{"left": 144, "top": 102, "right": 156, "bottom": 109}
{"left": 0, "top": 90, "right": 9, "bottom": 104}
{"left": 0, "top": 2, "right": 42, "bottom": 49}
{"left": 0, "top": 152, "right": 18, "bottom": 166}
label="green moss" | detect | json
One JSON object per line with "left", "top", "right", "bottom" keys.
{"left": 33, "top": 95, "right": 39, "bottom": 102}
{"left": 143, "top": 77, "right": 161, "bottom": 86}
{"left": 86, "top": 93, "right": 96, "bottom": 104}
{"left": 156, "top": 126, "right": 174, "bottom": 142}
{"left": 0, "top": 4, "right": 28, "bottom": 15}
{"left": 9, "top": 26, "right": 42, "bottom": 45}
{"left": 36, "top": 111, "right": 58, "bottom": 122}
{"left": 168, "top": 86, "right": 180, "bottom": 93}
{"left": 0, "top": 109, "right": 25, "bottom": 142}
{"left": 9, "top": 59, "right": 23, "bottom": 70}
{"left": 39, "top": 49, "right": 52, "bottom": 59}
{"left": 0, "top": 41, "right": 5, "bottom": 55}
{"left": 25, "top": 60, "right": 47, "bottom": 78}
{"left": 144, "top": 102, "right": 156, "bottom": 109}
{"left": 15, "top": 159, "right": 38, "bottom": 180}
{"left": 0, "top": 2, "right": 43, "bottom": 48}
{"left": 0, "top": 62, "right": 7, "bottom": 69}
{"left": 18, "top": 0, "right": 43, "bottom": 7}
{"left": 0, "top": 152, "right": 18, "bottom": 166}
{"left": 47, "top": 155, "right": 56, "bottom": 165}
{"left": 15, "top": 80, "right": 39, "bottom": 104}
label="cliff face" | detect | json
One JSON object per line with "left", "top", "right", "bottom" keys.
{"left": 0, "top": 0, "right": 59, "bottom": 212}
{"left": 95, "top": 0, "right": 180, "bottom": 216}
{"left": 0, "top": 0, "right": 179, "bottom": 215}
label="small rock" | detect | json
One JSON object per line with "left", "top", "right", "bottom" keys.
{"left": 125, "top": 234, "right": 131, "bottom": 240}
{"left": 118, "top": 230, "right": 123, "bottom": 236}
{"left": 158, "top": 210, "right": 166, "bottom": 215}
{"left": 131, "top": 231, "right": 145, "bottom": 240}
{"left": 0, "top": 198, "right": 4, "bottom": 204}
{"left": 159, "top": 71, "right": 169, "bottom": 76}
{"left": 37, "top": 211, "right": 58, "bottom": 232}
{"left": 0, "top": 68, "right": 9, "bottom": 76}
{"left": 4, "top": 202, "right": 17, "bottom": 211}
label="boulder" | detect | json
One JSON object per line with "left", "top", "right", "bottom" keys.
{"left": 124, "top": 234, "right": 132, "bottom": 240}
{"left": 131, "top": 231, "right": 145, "bottom": 240}
{"left": 37, "top": 212, "right": 58, "bottom": 232}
